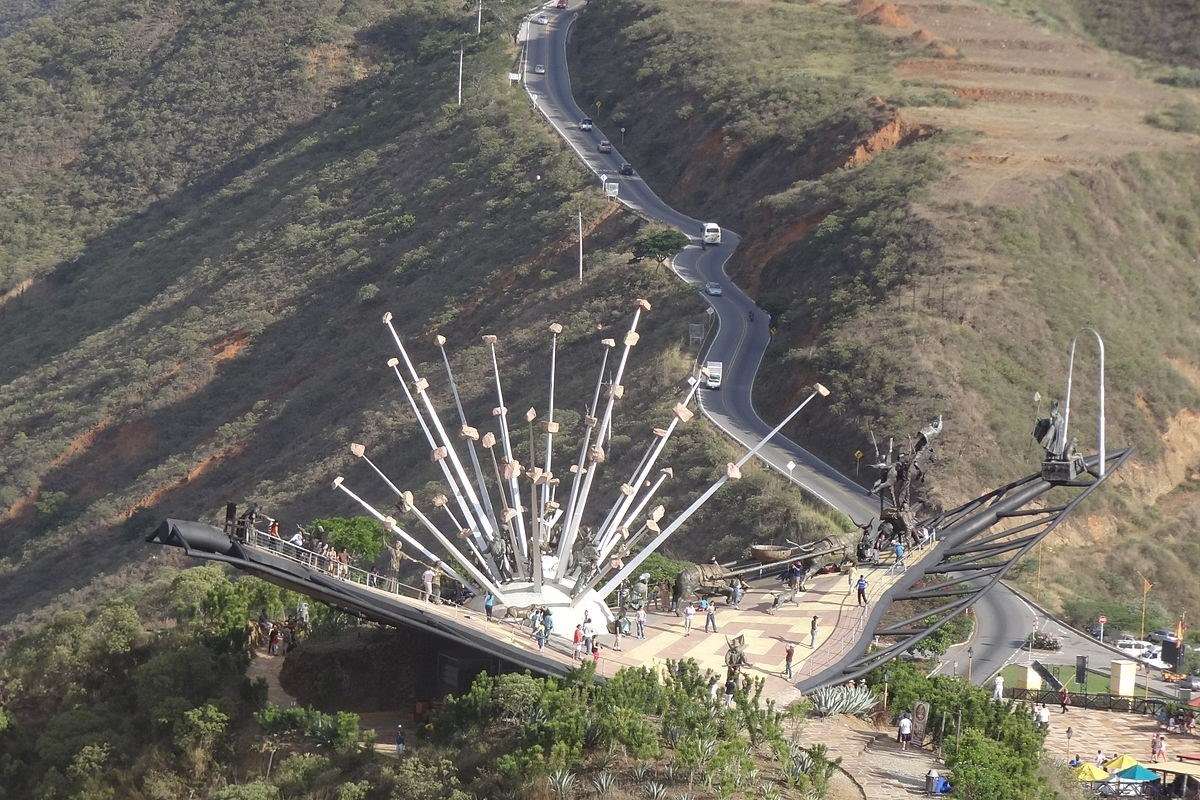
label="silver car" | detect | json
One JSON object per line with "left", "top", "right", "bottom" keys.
{"left": 704, "top": 281, "right": 722, "bottom": 297}
{"left": 532, "top": 64, "right": 546, "bottom": 75}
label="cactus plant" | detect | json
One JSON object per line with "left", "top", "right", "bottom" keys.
{"left": 548, "top": 768, "right": 576, "bottom": 800}
{"left": 644, "top": 782, "right": 667, "bottom": 800}
{"left": 592, "top": 770, "right": 617, "bottom": 797}
{"left": 807, "top": 684, "right": 877, "bottom": 717}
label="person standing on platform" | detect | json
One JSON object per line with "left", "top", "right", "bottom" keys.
{"left": 421, "top": 566, "right": 435, "bottom": 603}
{"left": 636, "top": 606, "right": 647, "bottom": 639}
{"left": 683, "top": 603, "right": 695, "bottom": 635}
{"left": 856, "top": 575, "right": 869, "bottom": 606}
{"left": 705, "top": 602, "right": 718, "bottom": 633}
{"left": 784, "top": 643, "right": 795, "bottom": 680}
{"left": 810, "top": 616, "right": 819, "bottom": 648}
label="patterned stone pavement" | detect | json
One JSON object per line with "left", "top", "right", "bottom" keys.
{"left": 1034, "top": 705, "right": 1200, "bottom": 765}
{"left": 354, "top": 544, "right": 928, "bottom": 703}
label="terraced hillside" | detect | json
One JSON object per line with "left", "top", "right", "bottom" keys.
{"left": 0, "top": 0, "right": 847, "bottom": 626}
{"left": 570, "top": 0, "right": 1200, "bottom": 620}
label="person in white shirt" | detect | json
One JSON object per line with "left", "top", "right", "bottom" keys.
{"left": 992, "top": 674, "right": 1004, "bottom": 701}
{"left": 288, "top": 530, "right": 304, "bottom": 548}
{"left": 421, "top": 567, "right": 435, "bottom": 602}
{"left": 898, "top": 714, "right": 913, "bottom": 750}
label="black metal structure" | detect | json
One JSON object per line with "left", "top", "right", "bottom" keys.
{"left": 797, "top": 448, "right": 1132, "bottom": 691}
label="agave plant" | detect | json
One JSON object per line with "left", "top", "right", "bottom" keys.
{"left": 659, "top": 763, "right": 675, "bottom": 784}
{"left": 548, "top": 768, "right": 576, "bottom": 800}
{"left": 662, "top": 725, "right": 681, "bottom": 747}
{"left": 807, "top": 684, "right": 877, "bottom": 717}
{"left": 643, "top": 782, "right": 667, "bottom": 800}
{"left": 632, "top": 763, "right": 651, "bottom": 782}
{"left": 593, "top": 742, "right": 620, "bottom": 772}
{"left": 591, "top": 770, "right": 617, "bottom": 797}
{"left": 759, "top": 783, "right": 781, "bottom": 800}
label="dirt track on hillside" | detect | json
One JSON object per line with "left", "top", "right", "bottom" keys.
{"left": 849, "top": 0, "right": 1199, "bottom": 205}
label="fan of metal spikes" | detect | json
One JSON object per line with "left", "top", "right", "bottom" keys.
{"left": 330, "top": 299, "right": 830, "bottom": 634}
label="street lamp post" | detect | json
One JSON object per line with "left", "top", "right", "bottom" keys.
{"left": 966, "top": 646, "right": 974, "bottom": 683}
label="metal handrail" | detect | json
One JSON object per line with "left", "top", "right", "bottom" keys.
{"left": 243, "top": 527, "right": 428, "bottom": 601}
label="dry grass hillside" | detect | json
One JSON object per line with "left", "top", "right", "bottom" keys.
{"left": 0, "top": 0, "right": 848, "bottom": 627}
{"left": 570, "top": 0, "right": 1200, "bottom": 622}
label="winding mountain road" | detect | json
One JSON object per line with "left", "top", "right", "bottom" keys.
{"left": 522, "top": 1, "right": 1040, "bottom": 684}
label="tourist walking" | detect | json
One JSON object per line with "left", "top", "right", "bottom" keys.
{"left": 898, "top": 713, "right": 913, "bottom": 751}
{"left": 1059, "top": 686, "right": 1070, "bottom": 713}
{"left": 892, "top": 541, "right": 906, "bottom": 574}
{"left": 484, "top": 591, "right": 496, "bottom": 621}
{"left": 573, "top": 624, "right": 584, "bottom": 659}
{"left": 614, "top": 612, "right": 624, "bottom": 651}
{"left": 591, "top": 643, "right": 600, "bottom": 665}
{"left": 730, "top": 579, "right": 744, "bottom": 608}
{"left": 810, "top": 615, "right": 819, "bottom": 648}
{"left": 395, "top": 724, "right": 406, "bottom": 755}
{"left": 856, "top": 575, "right": 868, "bottom": 606}
{"left": 421, "top": 566, "right": 435, "bottom": 603}
{"left": 705, "top": 602, "right": 718, "bottom": 633}
{"left": 724, "top": 678, "right": 736, "bottom": 708}
{"left": 683, "top": 603, "right": 695, "bottom": 635}
{"left": 542, "top": 608, "right": 554, "bottom": 641}
{"left": 992, "top": 674, "right": 1004, "bottom": 701}
{"left": 784, "top": 643, "right": 795, "bottom": 681}
{"left": 636, "top": 607, "right": 647, "bottom": 639}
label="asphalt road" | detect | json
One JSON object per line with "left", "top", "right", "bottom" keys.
{"left": 523, "top": 0, "right": 1048, "bottom": 685}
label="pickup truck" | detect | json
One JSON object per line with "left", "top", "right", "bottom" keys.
{"left": 705, "top": 361, "right": 723, "bottom": 390}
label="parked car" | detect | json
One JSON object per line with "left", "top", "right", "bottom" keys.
{"left": 597, "top": 140, "right": 612, "bottom": 153}
{"left": 533, "top": 13, "right": 549, "bottom": 23}
{"left": 579, "top": 117, "right": 593, "bottom": 131}
{"left": 703, "top": 281, "right": 722, "bottom": 297}
{"left": 618, "top": 162, "right": 635, "bottom": 176}
{"left": 1115, "top": 638, "right": 1158, "bottom": 660}
{"left": 1148, "top": 628, "right": 1180, "bottom": 644}
{"left": 532, "top": 64, "right": 546, "bottom": 75}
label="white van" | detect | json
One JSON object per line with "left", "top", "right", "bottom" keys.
{"left": 705, "top": 361, "right": 723, "bottom": 390}
{"left": 702, "top": 223, "right": 721, "bottom": 247}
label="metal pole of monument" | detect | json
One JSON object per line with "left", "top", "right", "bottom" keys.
{"left": 597, "top": 381, "right": 699, "bottom": 558}
{"left": 457, "top": 49, "right": 463, "bottom": 106}
{"left": 1058, "top": 327, "right": 1106, "bottom": 477}
{"left": 553, "top": 341, "right": 615, "bottom": 577}
{"left": 561, "top": 302, "right": 649, "bottom": 562}
{"left": 383, "top": 356, "right": 499, "bottom": 579}
{"left": 588, "top": 384, "right": 830, "bottom": 603}
{"left": 399, "top": 491, "right": 510, "bottom": 602}
{"left": 578, "top": 211, "right": 584, "bottom": 285}
{"left": 482, "top": 334, "right": 530, "bottom": 560}
{"left": 526, "top": 408, "right": 545, "bottom": 592}
{"left": 384, "top": 315, "right": 496, "bottom": 544}
{"left": 329, "top": 477, "right": 466, "bottom": 585}
{"left": 384, "top": 357, "right": 491, "bottom": 551}
{"left": 476, "top": 0, "right": 482, "bottom": 35}
{"left": 542, "top": 323, "right": 562, "bottom": 517}
{"left": 482, "top": 434, "right": 526, "bottom": 580}
{"left": 592, "top": 440, "right": 656, "bottom": 548}
{"left": 435, "top": 335, "right": 500, "bottom": 534}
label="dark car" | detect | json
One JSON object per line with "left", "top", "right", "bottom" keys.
{"left": 597, "top": 140, "right": 613, "bottom": 154}
{"left": 618, "top": 162, "right": 635, "bottom": 176}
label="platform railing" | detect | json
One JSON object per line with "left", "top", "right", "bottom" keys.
{"left": 243, "top": 527, "right": 428, "bottom": 601}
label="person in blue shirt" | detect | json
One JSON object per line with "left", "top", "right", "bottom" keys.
{"left": 484, "top": 592, "right": 496, "bottom": 621}
{"left": 856, "top": 575, "right": 869, "bottom": 606}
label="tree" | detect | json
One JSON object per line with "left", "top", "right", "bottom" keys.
{"left": 632, "top": 228, "right": 689, "bottom": 268}
{"left": 310, "top": 516, "right": 389, "bottom": 562}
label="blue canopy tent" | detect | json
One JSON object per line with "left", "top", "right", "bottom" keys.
{"left": 1114, "top": 765, "right": 1161, "bottom": 782}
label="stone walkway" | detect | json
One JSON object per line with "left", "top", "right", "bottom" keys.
{"left": 805, "top": 715, "right": 941, "bottom": 799}
{"left": 1034, "top": 706, "right": 1200, "bottom": 765}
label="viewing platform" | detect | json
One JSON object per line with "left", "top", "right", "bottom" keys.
{"left": 155, "top": 521, "right": 918, "bottom": 703}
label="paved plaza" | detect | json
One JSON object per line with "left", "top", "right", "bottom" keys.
{"left": 359, "top": 549, "right": 920, "bottom": 703}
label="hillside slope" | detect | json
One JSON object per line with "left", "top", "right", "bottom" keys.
{"left": 570, "top": 0, "right": 1200, "bottom": 620}
{"left": 0, "top": 0, "right": 847, "bottom": 625}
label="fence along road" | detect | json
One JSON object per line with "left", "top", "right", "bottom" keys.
{"left": 520, "top": 0, "right": 1049, "bottom": 684}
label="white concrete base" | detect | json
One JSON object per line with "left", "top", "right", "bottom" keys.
{"left": 482, "top": 578, "right": 613, "bottom": 641}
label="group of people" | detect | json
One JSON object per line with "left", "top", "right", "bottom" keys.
{"left": 679, "top": 597, "right": 721, "bottom": 634}
{"left": 260, "top": 521, "right": 356, "bottom": 579}
{"left": 255, "top": 604, "right": 309, "bottom": 656}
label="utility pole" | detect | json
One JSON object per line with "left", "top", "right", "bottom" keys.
{"left": 1138, "top": 572, "right": 1153, "bottom": 639}
{"left": 457, "top": 49, "right": 464, "bottom": 106}
{"left": 577, "top": 210, "right": 584, "bottom": 284}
